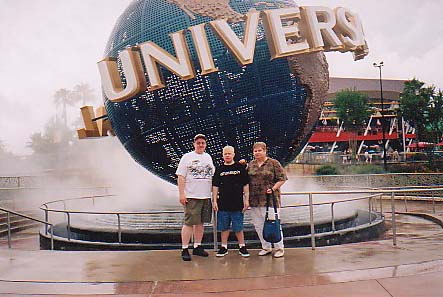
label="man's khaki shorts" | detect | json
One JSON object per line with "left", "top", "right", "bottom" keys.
{"left": 184, "top": 198, "right": 212, "bottom": 226}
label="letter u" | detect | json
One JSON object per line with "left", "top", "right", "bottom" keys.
{"left": 97, "top": 47, "right": 146, "bottom": 102}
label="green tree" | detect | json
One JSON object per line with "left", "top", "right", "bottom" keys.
{"left": 427, "top": 89, "right": 443, "bottom": 143}
{"left": 399, "top": 79, "right": 443, "bottom": 143}
{"left": 334, "top": 89, "right": 371, "bottom": 160}
{"left": 399, "top": 79, "right": 429, "bottom": 143}
{"left": 26, "top": 118, "right": 74, "bottom": 155}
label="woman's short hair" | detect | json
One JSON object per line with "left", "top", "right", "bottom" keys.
{"left": 253, "top": 142, "right": 267, "bottom": 151}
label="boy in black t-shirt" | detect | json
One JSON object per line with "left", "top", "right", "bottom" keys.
{"left": 212, "top": 146, "right": 250, "bottom": 257}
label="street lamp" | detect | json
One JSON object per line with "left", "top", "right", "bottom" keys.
{"left": 373, "top": 61, "right": 387, "bottom": 171}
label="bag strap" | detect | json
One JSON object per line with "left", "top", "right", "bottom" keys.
{"left": 271, "top": 191, "right": 279, "bottom": 220}
{"left": 265, "top": 191, "right": 279, "bottom": 220}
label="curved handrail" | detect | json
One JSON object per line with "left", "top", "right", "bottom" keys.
{"left": 40, "top": 194, "right": 117, "bottom": 209}
{"left": 283, "top": 193, "right": 380, "bottom": 208}
{"left": 29, "top": 186, "right": 443, "bottom": 250}
{"left": 282, "top": 187, "right": 443, "bottom": 195}
{"left": 0, "top": 186, "right": 111, "bottom": 191}
{"left": 39, "top": 186, "right": 443, "bottom": 214}
{"left": 0, "top": 206, "right": 54, "bottom": 250}
{"left": 288, "top": 172, "right": 443, "bottom": 177}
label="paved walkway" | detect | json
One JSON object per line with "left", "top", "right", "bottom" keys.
{"left": 1, "top": 213, "right": 443, "bottom": 296}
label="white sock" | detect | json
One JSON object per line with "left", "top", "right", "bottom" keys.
{"left": 182, "top": 245, "right": 188, "bottom": 250}
{"left": 194, "top": 242, "right": 201, "bottom": 248}
{"left": 239, "top": 244, "right": 245, "bottom": 248}
{"left": 222, "top": 244, "right": 228, "bottom": 249}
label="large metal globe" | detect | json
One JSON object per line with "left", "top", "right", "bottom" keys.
{"left": 103, "top": 0, "right": 329, "bottom": 184}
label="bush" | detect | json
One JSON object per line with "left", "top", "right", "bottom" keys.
{"left": 388, "top": 162, "right": 443, "bottom": 173}
{"left": 316, "top": 165, "right": 339, "bottom": 175}
{"left": 348, "top": 165, "right": 385, "bottom": 174}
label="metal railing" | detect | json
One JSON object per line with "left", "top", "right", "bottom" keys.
{"left": 1, "top": 185, "right": 441, "bottom": 251}
{"left": 281, "top": 192, "right": 382, "bottom": 249}
{"left": 284, "top": 187, "right": 443, "bottom": 247}
{"left": 288, "top": 173, "right": 443, "bottom": 189}
{"left": 38, "top": 187, "right": 443, "bottom": 250}
{"left": 0, "top": 206, "right": 54, "bottom": 250}
{"left": 296, "top": 151, "right": 443, "bottom": 164}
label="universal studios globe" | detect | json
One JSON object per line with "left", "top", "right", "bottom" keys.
{"left": 103, "top": 0, "right": 329, "bottom": 184}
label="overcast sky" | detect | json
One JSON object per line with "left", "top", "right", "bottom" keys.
{"left": 1, "top": 0, "right": 442, "bottom": 155}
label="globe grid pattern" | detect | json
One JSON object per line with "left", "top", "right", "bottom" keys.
{"left": 103, "top": 0, "right": 312, "bottom": 184}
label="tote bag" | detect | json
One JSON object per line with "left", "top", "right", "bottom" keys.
{"left": 263, "top": 192, "right": 282, "bottom": 243}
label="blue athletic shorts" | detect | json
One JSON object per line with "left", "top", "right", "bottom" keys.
{"left": 217, "top": 211, "right": 244, "bottom": 232}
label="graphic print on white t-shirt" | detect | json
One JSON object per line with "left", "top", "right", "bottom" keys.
{"left": 189, "top": 160, "right": 213, "bottom": 179}
{"left": 176, "top": 151, "right": 215, "bottom": 198}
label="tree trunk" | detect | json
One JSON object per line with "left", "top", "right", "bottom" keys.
{"left": 63, "top": 102, "right": 67, "bottom": 126}
{"left": 349, "top": 130, "right": 358, "bottom": 164}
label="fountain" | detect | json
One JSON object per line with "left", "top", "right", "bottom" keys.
{"left": 39, "top": 0, "right": 382, "bottom": 250}
{"left": 39, "top": 179, "right": 385, "bottom": 250}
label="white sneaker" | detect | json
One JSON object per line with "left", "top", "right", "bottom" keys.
{"left": 258, "top": 248, "right": 272, "bottom": 256}
{"left": 273, "top": 249, "right": 284, "bottom": 258}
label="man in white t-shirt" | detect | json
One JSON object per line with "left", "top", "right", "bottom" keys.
{"left": 176, "top": 134, "right": 215, "bottom": 261}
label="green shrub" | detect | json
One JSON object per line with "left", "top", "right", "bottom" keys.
{"left": 316, "top": 165, "right": 339, "bottom": 175}
{"left": 349, "top": 165, "right": 385, "bottom": 174}
{"left": 388, "top": 162, "right": 443, "bottom": 173}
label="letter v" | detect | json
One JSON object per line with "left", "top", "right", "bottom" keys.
{"left": 209, "top": 10, "right": 260, "bottom": 66}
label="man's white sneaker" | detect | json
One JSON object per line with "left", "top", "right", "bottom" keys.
{"left": 258, "top": 249, "right": 272, "bottom": 256}
{"left": 273, "top": 249, "right": 284, "bottom": 258}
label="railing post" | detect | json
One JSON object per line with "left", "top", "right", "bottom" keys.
{"left": 432, "top": 192, "right": 436, "bottom": 213}
{"left": 391, "top": 192, "right": 397, "bottom": 246}
{"left": 117, "top": 214, "right": 122, "bottom": 244}
{"left": 66, "top": 212, "right": 71, "bottom": 241}
{"left": 17, "top": 177, "right": 21, "bottom": 188}
{"left": 308, "top": 193, "right": 316, "bottom": 250}
{"left": 7, "top": 212, "right": 11, "bottom": 248}
{"left": 212, "top": 209, "right": 217, "bottom": 251}
{"left": 369, "top": 198, "right": 372, "bottom": 224}
{"left": 379, "top": 194, "right": 383, "bottom": 215}
{"left": 44, "top": 209, "right": 49, "bottom": 235}
{"left": 331, "top": 202, "right": 335, "bottom": 232}
{"left": 50, "top": 224, "right": 54, "bottom": 250}
{"left": 403, "top": 193, "right": 408, "bottom": 212}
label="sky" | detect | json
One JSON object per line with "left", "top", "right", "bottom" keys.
{"left": 1, "top": 0, "right": 443, "bottom": 155}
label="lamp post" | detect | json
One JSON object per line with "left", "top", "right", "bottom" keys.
{"left": 373, "top": 61, "right": 387, "bottom": 171}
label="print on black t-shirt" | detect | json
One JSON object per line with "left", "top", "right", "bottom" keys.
{"left": 212, "top": 163, "right": 249, "bottom": 211}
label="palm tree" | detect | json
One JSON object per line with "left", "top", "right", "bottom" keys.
{"left": 0, "top": 140, "right": 7, "bottom": 155}
{"left": 73, "top": 83, "right": 96, "bottom": 106}
{"left": 53, "top": 88, "right": 72, "bottom": 126}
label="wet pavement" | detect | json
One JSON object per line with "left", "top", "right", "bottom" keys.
{"left": 1, "top": 210, "right": 443, "bottom": 296}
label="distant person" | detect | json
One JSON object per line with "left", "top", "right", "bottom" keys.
{"left": 212, "top": 146, "right": 250, "bottom": 257}
{"left": 364, "top": 151, "right": 369, "bottom": 163}
{"left": 176, "top": 134, "right": 215, "bottom": 261}
{"left": 343, "top": 148, "right": 351, "bottom": 164}
{"left": 393, "top": 149, "right": 399, "bottom": 162}
{"left": 342, "top": 153, "right": 348, "bottom": 164}
{"left": 247, "top": 142, "right": 287, "bottom": 258}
